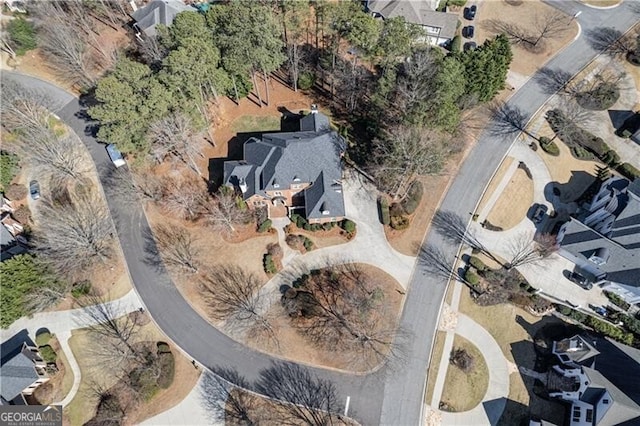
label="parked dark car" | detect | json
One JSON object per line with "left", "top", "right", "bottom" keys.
{"left": 465, "top": 5, "right": 477, "bottom": 20}
{"left": 29, "top": 180, "right": 40, "bottom": 200}
{"left": 569, "top": 272, "right": 593, "bottom": 290}
{"left": 463, "top": 26, "right": 475, "bottom": 39}
{"left": 463, "top": 42, "right": 477, "bottom": 51}
{"left": 532, "top": 204, "right": 548, "bottom": 224}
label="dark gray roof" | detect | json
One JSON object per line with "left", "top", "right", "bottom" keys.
{"left": 0, "top": 334, "right": 39, "bottom": 402}
{"left": 554, "top": 335, "right": 600, "bottom": 364}
{"left": 367, "top": 0, "right": 458, "bottom": 40}
{"left": 224, "top": 112, "right": 346, "bottom": 219}
{"left": 131, "top": 0, "right": 196, "bottom": 37}
{"left": 582, "top": 367, "right": 640, "bottom": 425}
{"left": 1, "top": 225, "right": 15, "bottom": 247}
{"left": 300, "top": 112, "right": 330, "bottom": 132}
{"left": 559, "top": 178, "right": 640, "bottom": 288}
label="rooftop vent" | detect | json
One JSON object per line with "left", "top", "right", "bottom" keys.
{"left": 310, "top": 104, "right": 318, "bottom": 115}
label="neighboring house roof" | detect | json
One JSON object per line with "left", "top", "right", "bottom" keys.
{"left": 131, "top": 0, "right": 196, "bottom": 37}
{"left": 553, "top": 335, "right": 600, "bottom": 365}
{"left": 581, "top": 367, "right": 640, "bottom": 425}
{"left": 367, "top": 0, "right": 458, "bottom": 41}
{"left": 0, "top": 224, "right": 15, "bottom": 247}
{"left": 224, "top": 111, "right": 346, "bottom": 220}
{"left": 0, "top": 334, "right": 40, "bottom": 402}
{"left": 559, "top": 178, "right": 640, "bottom": 287}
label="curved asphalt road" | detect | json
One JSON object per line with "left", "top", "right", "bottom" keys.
{"left": 4, "top": 3, "right": 638, "bottom": 424}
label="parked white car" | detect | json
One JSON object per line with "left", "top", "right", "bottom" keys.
{"left": 106, "top": 144, "right": 126, "bottom": 168}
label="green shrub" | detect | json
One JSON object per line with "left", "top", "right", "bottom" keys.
{"left": 622, "top": 315, "right": 640, "bottom": 335}
{"left": 602, "top": 150, "right": 620, "bottom": 166}
{"left": 156, "top": 342, "right": 171, "bottom": 354}
{"left": 558, "top": 305, "right": 573, "bottom": 316}
{"left": 303, "top": 237, "right": 313, "bottom": 251}
{"left": 468, "top": 256, "right": 487, "bottom": 272}
{"left": 401, "top": 181, "right": 423, "bottom": 215}
{"left": 297, "top": 72, "right": 315, "bottom": 90}
{"left": 571, "top": 145, "right": 592, "bottom": 160}
{"left": 545, "top": 109, "right": 617, "bottom": 160}
{"left": 379, "top": 197, "right": 391, "bottom": 225}
{"left": 618, "top": 162, "right": 640, "bottom": 180}
{"left": 263, "top": 254, "right": 277, "bottom": 274}
{"left": 157, "top": 353, "right": 175, "bottom": 389}
{"left": 340, "top": 219, "right": 356, "bottom": 233}
{"left": 38, "top": 345, "right": 57, "bottom": 363}
{"left": 390, "top": 215, "right": 409, "bottom": 230}
{"left": 450, "top": 35, "right": 461, "bottom": 53}
{"left": 290, "top": 213, "right": 307, "bottom": 229}
{"left": 71, "top": 281, "right": 91, "bottom": 298}
{"left": 258, "top": 219, "right": 272, "bottom": 233}
{"left": 0, "top": 152, "right": 19, "bottom": 192}
{"left": 576, "top": 83, "right": 620, "bottom": 111}
{"left": 303, "top": 223, "right": 311, "bottom": 231}
{"left": 35, "top": 332, "right": 52, "bottom": 347}
{"left": 7, "top": 17, "right": 37, "bottom": 56}
{"left": 539, "top": 138, "right": 560, "bottom": 156}
{"left": 464, "top": 269, "right": 480, "bottom": 286}
{"left": 569, "top": 309, "right": 587, "bottom": 323}
{"left": 604, "top": 290, "right": 631, "bottom": 311}
{"left": 310, "top": 224, "right": 321, "bottom": 232}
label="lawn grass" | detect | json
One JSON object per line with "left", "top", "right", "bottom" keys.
{"left": 486, "top": 167, "right": 533, "bottom": 230}
{"left": 424, "top": 330, "right": 446, "bottom": 405}
{"left": 232, "top": 114, "right": 281, "bottom": 134}
{"left": 440, "top": 334, "right": 489, "bottom": 412}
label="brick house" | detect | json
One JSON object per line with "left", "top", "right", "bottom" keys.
{"left": 223, "top": 106, "right": 346, "bottom": 224}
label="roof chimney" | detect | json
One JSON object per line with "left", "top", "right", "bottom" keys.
{"left": 239, "top": 178, "right": 248, "bottom": 194}
{"left": 310, "top": 104, "right": 318, "bottom": 115}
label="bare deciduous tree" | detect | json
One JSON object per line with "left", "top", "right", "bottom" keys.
{"left": 101, "top": 165, "right": 164, "bottom": 203}
{"left": 147, "top": 112, "right": 206, "bottom": 176}
{"left": 485, "top": 11, "right": 570, "bottom": 52}
{"left": 159, "top": 176, "right": 208, "bottom": 221}
{"left": 200, "top": 265, "right": 276, "bottom": 344}
{"left": 284, "top": 263, "right": 406, "bottom": 368}
{"left": 202, "top": 188, "right": 253, "bottom": 235}
{"left": 371, "top": 124, "right": 448, "bottom": 200}
{"left": 487, "top": 101, "right": 534, "bottom": 138}
{"left": 200, "top": 369, "right": 261, "bottom": 426}
{"left": 150, "top": 224, "right": 200, "bottom": 273}
{"left": 534, "top": 67, "right": 577, "bottom": 96}
{"left": 35, "top": 189, "right": 115, "bottom": 275}
{"left": 506, "top": 231, "right": 557, "bottom": 269}
{"left": 23, "top": 279, "right": 72, "bottom": 314}
{"left": 256, "top": 362, "right": 341, "bottom": 426}
{"left": 585, "top": 27, "right": 637, "bottom": 57}
{"left": 0, "top": 78, "right": 60, "bottom": 134}
{"left": 136, "top": 34, "right": 168, "bottom": 69}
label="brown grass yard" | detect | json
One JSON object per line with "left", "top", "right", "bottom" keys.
{"left": 424, "top": 331, "right": 447, "bottom": 406}
{"left": 458, "top": 290, "right": 566, "bottom": 424}
{"left": 486, "top": 167, "right": 534, "bottom": 230}
{"left": 477, "top": 156, "right": 516, "bottom": 215}
{"left": 66, "top": 320, "right": 200, "bottom": 426}
{"left": 475, "top": 0, "right": 579, "bottom": 78}
{"left": 440, "top": 334, "right": 489, "bottom": 412}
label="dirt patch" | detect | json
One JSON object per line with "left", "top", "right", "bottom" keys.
{"left": 440, "top": 334, "right": 489, "bottom": 412}
{"left": 475, "top": 0, "right": 579, "bottom": 78}
{"left": 534, "top": 121, "right": 600, "bottom": 203}
{"left": 485, "top": 167, "right": 533, "bottom": 230}
{"left": 247, "top": 264, "right": 404, "bottom": 372}
{"left": 424, "top": 330, "right": 447, "bottom": 405}
{"left": 477, "top": 157, "right": 516, "bottom": 215}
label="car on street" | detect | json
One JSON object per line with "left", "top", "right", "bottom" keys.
{"left": 463, "top": 42, "right": 477, "bottom": 51}
{"left": 532, "top": 204, "right": 548, "bottom": 224}
{"left": 569, "top": 271, "right": 593, "bottom": 290}
{"left": 29, "top": 180, "right": 40, "bottom": 200}
{"left": 593, "top": 306, "right": 607, "bottom": 316}
{"left": 106, "top": 143, "right": 126, "bottom": 168}
{"left": 463, "top": 26, "right": 475, "bottom": 39}
{"left": 465, "top": 5, "right": 477, "bottom": 20}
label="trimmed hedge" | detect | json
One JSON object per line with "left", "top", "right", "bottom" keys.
{"left": 546, "top": 109, "right": 616, "bottom": 161}
{"left": 258, "top": 219, "right": 272, "bottom": 233}
{"left": 618, "top": 163, "right": 640, "bottom": 180}
{"left": 464, "top": 269, "right": 480, "bottom": 286}
{"left": 263, "top": 254, "right": 277, "bottom": 274}
{"left": 340, "top": 219, "right": 356, "bottom": 233}
{"left": 604, "top": 290, "right": 631, "bottom": 311}
{"left": 39, "top": 345, "right": 57, "bottom": 363}
{"left": 157, "top": 352, "right": 175, "bottom": 389}
{"left": 469, "top": 256, "right": 487, "bottom": 272}
{"left": 539, "top": 137, "right": 560, "bottom": 156}
{"left": 401, "top": 181, "right": 424, "bottom": 215}
{"left": 379, "top": 197, "right": 390, "bottom": 225}
{"left": 390, "top": 215, "right": 409, "bottom": 230}
{"left": 303, "top": 237, "right": 313, "bottom": 251}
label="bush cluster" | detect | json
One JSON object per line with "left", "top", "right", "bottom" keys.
{"left": 465, "top": 269, "right": 480, "bottom": 286}
{"left": 340, "top": 219, "right": 356, "bottom": 234}
{"left": 38, "top": 345, "right": 57, "bottom": 363}
{"left": 558, "top": 305, "right": 635, "bottom": 346}
{"left": 468, "top": 256, "right": 487, "bottom": 272}
{"left": 604, "top": 290, "right": 631, "bottom": 311}
{"left": 401, "top": 181, "right": 424, "bottom": 215}
{"left": 257, "top": 219, "right": 272, "bottom": 233}
{"left": 297, "top": 72, "right": 315, "bottom": 90}
{"left": 618, "top": 163, "right": 640, "bottom": 180}
{"left": 263, "top": 254, "right": 277, "bottom": 274}
{"left": 538, "top": 137, "right": 560, "bottom": 156}
{"left": 379, "top": 197, "right": 390, "bottom": 225}
{"left": 390, "top": 215, "right": 409, "bottom": 230}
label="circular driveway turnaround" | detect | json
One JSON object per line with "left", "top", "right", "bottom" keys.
{"left": 4, "top": 3, "right": 638, "bottom": 423}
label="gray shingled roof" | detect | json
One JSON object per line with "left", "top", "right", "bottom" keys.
{"left": 554, "top": 335, "right": 600, "bottom": 364}
{"left": 367, "top": 0, "right": 458, "bottom": 40}
{"left": 559, "top": 179, "right": 640, "bottom": 288}
{"left": 1, "top": 336, "right": 39, "bottom": 402}
{"left": 224, "top": 112, "right": 345, "bottom": 219}
{"left": 131, "top": 0, "right": 196, "bottom": 37}
{"left": 582, "top": 367, "right": 640, "bottom": 425}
